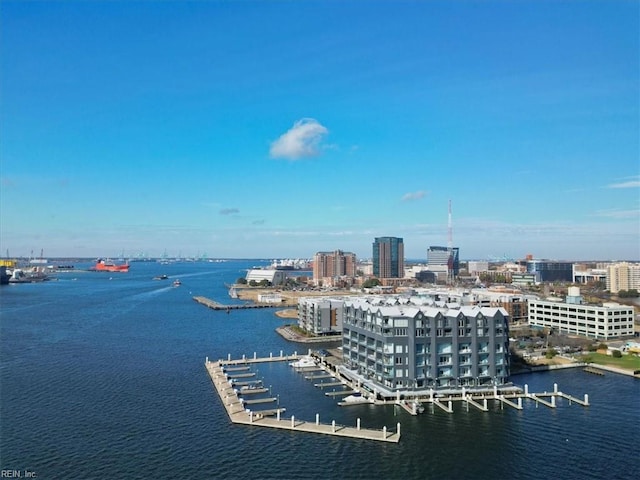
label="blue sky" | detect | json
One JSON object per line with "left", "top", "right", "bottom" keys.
{"left": 1, "top": 0, "right": 638, "bottom": 261}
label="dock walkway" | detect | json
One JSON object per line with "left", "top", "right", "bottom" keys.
{"left": 194, "top": 296, "right": 279, "bottom": 311}
{"left": 205, "top": 355, "right": 400, "bottom": 443}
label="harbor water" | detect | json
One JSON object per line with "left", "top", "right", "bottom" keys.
{"left": 1, "top": 260, "right": 638, "bottom": 479}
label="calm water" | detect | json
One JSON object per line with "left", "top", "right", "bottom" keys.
{"left": 1, "top": 261, "right": 638, "bottom": 480}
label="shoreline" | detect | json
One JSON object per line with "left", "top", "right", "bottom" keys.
{"left": 275, "top": 325, "right": 342, "bottom": 344}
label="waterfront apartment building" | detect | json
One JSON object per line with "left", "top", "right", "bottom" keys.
{"left": 340, "top": 297, "right": 510, "bottom": 397}
{"left": 606, "top": 262, "right": 640, "bottom": 294}
{"left": 297, "top": 297, "right": 344, "bottom": 336}
{"left": 373, "top": 237, "right": 404, "bottom": 279}
{"left": 527, "top": 288, "right": 635, "bottom": 340}
{"left": 313, "top": 250, "right": 357, "bottom": 286}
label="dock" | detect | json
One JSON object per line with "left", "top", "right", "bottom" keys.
{"left": 205, "top": 355, "right": 400, "bottom": 443}
{"left": 194, "top": 296, "right": 279, "bottom": 311}
{"left": 584, "top": 366, "right": 605, "bottom": 376}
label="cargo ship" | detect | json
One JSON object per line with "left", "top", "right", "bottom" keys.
{"left": 91, "top": 259, "right": 130, "bottom": 273}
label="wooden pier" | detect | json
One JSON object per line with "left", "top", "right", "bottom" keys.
{"left": 194, "top": 296, "right": 279, "bottom": 311}
{"left": 205, "top": 356, "right": 400, "bottom": 443}
{"left": 584, "top": 366, "right": 605, "bottom": 376}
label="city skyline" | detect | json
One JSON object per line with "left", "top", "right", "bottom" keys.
{"left": 1, "top": 1, "right": 638, "bottom": 261}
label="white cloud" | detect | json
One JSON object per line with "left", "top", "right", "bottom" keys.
{"left": 592, "top": 208, "right": 640, "bottom": 219}
{"left": 401, "top": 190, "right": 427, "bottom": 202}
{"left": 606, "top": 176, "right": 640, "bottom": 189}
{"left": 269, "top": 118, "right": 329, "bottom": 160}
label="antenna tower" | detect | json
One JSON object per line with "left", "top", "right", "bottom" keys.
{"left": 447, "top": 200, "right": 454, "bottom": 284}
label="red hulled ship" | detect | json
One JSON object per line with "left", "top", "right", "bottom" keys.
{"left": 92, "top": 259, "right": 130, "bottom": 272}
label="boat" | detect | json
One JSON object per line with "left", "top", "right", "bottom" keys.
{"left": 172, "top": 279, "right": 181, "bottom": 287}
{"left": 408, "top": 401, "right": 425, "bottom": 413}
{"left": 91, "top": 259, "right": 129, "bottom": 273}
{"left": 338, "top": 393, "right": 371, "bottom": 406}
{"left": 153, "top": 274, "right": 169, "bottom": 280}
{"left": 289, "top": 355, "right": 317, "bottom": 368}
{"left": 8, "top": 268, "right": 49, "bottom": 283}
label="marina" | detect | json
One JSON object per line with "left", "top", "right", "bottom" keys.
{"left": 205, "top": 356, "right": 401, "bottom": 443}
{"left": 206, "top": 350, "right": 592, "bottom": 439}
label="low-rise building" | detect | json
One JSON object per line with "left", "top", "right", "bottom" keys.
{"left": 257, "top": 293, "right": 282, "bottom": 304}
{"left": 245, "top": 269, "right": 286, "bottom": 286}
{"left": 527, "top": 287, "right": 635, "bottom": 340}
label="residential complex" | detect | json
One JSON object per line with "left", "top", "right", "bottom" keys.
{"left": 606, "top": 262, "right": 640, "bottom": 294}
{"left": 297, "top": 297, "right": 345, "bottom": 336}
{"left": 527, "top": 287, "right": 635, "bottom": 340}
{"left": 339, "top": 296, "right": 510, "bottom": 397}
{"left": 312, "top": 250, "right": 357, "bottom": 287}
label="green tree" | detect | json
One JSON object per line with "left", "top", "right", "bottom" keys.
{"left": 362, "top": 278, "right": 381, "bottom": 288}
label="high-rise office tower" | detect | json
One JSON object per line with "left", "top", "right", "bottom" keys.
{"left": 373, "top": 237, "right": 404, "bottom": 278}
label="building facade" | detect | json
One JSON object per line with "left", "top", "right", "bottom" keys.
{"left": 511, "top": 273, "right": 537, "bottom": 287}
{"left": 606, "top": 262, "right": 640, "bottom": 293}
{"left": 427, "top": 246, "right": 460, "bottom": 277}
{"left": 527, "top": 288, "right": 635, "bottom": 340}
{"left": 526, "top": 260, "right": 573, "bottom": 283}
{"left": 467, "top": 261, "right": 489, "bottom": 275}
{"left": 340, "top": 298, "right": 510, "bottom": 397}
{"left": 297, "top": 297, "right": 344, "bottom": 336}
{"left": 313, "top": 250, "right": 357, "bottom": 286}
{"left": 373, "top": 237, "right": 404, "bottom": 279}
{"left": 245, "top": 269, "right": 286, "bottom": 286}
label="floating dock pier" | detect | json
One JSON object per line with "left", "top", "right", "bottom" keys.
{"left": 205, "top": 355, "right": 400, "bottom": 443}
{"left": 194, "top": 296, "right": 279, "bottom": 311}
